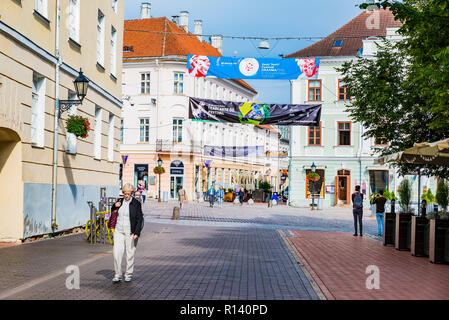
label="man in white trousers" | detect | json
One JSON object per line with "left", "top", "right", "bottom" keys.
{"left": 110, "top": 183, "right": 144, "bottom": 282}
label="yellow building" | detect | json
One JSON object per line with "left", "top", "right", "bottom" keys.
{"left": 0, "top": 0, "right": 124, "bottom": 242}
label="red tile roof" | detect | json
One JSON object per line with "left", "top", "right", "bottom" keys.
{"left": 124, "top": 17, "right": 257, "bottom": 94}
{"left": 285, "top": 9, "right": 402, "bottom": 58}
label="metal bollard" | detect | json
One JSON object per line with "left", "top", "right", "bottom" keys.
{"left": 172, "top": 206, "right": 180, "bottom": 220}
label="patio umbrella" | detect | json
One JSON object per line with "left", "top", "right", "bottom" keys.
{"left": 375, "top": 138, "right": 449, "bottom": 166}
{"left": 375, "top": 138, "right": 449, "bottom": 214}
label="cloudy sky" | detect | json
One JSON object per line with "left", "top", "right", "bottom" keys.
{"left": 124, "top": 0, "right": 365, "bottom": 103}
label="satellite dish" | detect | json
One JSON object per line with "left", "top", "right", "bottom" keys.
{"left": 258, "top": 40, "right": 270, "bottom": 50}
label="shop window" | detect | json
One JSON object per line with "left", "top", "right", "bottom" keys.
{"left": 369, "top": 170, "right": 389, "bottom": 197}
{"left": 305, "top": 169, "right": 325, "bottom": 199}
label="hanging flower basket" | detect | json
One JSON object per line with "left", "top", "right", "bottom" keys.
{"left": 307, "top": 172, "right": 320, "bottom": 182}
{"left": 153, "top": 166, "right": 165, "bottom": 174}
{"left": 66, "top": 115, "right": 90, "bottom": 138}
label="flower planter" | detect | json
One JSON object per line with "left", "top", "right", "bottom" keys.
{"left": 395, "top": 213, "right": 412, "bottom": 251}
{"left": 429, "top": 218, "right": 449, "bottom": 264}
{"left": 383, "top": 212, "right": 396, "bottom": 246}
{"left": 410, "top": 216, "right": 429, "bottom": 257}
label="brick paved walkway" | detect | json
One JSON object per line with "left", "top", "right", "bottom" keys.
{"left": 286, "top": 230, "right": 449, "bottom": 300}
{"left": 0, "top": 223, "right": 318, "bottom": 300}
{"left": 144, "top": 200, "right": 380, "bottom": 236}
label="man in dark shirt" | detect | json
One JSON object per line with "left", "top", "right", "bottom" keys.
{"left": 351, "top": 185, "right": 364, "bottom": 237}
{"left": 373, "top": 190, "right": 387, "bottom": 236}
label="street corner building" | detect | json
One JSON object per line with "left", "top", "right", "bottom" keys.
{"left": 285, "top": 8, "right": 438, "bottom": 209}
{"left": 120, "top": 4, "right": 282, "bottom": 202}
{"left": 0, "top": 0, "right": 124, "bottom": 242}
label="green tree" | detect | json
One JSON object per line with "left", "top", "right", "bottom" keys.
{"left": 337, "top": 39, "right": 447, "bottom": 178}
{"left": 398, "top": 179, "right": 412, "bottom": 213}
{"left": 360, "top": 1, "right": 449, "bottom": 132}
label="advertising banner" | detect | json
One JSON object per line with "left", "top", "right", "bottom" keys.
{"left": 187, "top": 55, "right": 320, "bottom": 80}
{"left": 189, "top": 97, "right": 321, "bottom": 126}
{"left": 204, "top": 145, "right": 265, "bottom": 158}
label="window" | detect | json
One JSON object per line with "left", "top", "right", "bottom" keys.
{"left": 120, "top": 119, "right": 123, "bottom": 142}
{"left": 108, "top": 113, "right": 115, "bottom": 161}
{"left": 140, "top": 73, "right": 150, "bottom": 94}
{"left": 66, "top": 90, "right": 78, "bottom": 154}
{"left": 110, "top": 26, "right": 117, "bottom": 76}
{"left": 308, "top": 122, "right": 321, "bottom": 146}
{"left": 369, "top": 170, "right": 389, "bottom": 197}
{"left": 305, "top": 169, "right": 325, "bottom": 199}
{"left": 139, "top": 118, "right": 150, "bottom": 142}
{"left": 374, "top": 136, "right": 388, "bottom": 146}
{"left": 111, "top": 0, "right": 118, "bottom": 13}
{"left": 69, "top": 0, "right": 80, "bottom": 43}
{"left": 338, "top": 80, "right": 350, "bottom": 101}
{"left": 94, "top": 107, "right": 102, "bottom": 159}
{"left": 31, "top": 72, "right": 46, "bottom": 147}
{"left": 174, "top": 73, "right": 184, "bottom": 94}
{"left": 333, "top": 40, "right": 344, "bottom": 47}
{"left": 35, "top": 0, "right": 48, "bottom": 18}
{"left": 308, "top": 80, "right": 321, "bottom": 101}
{"left": 173, "top": 118, "right": 183, "bottom": 143}
{"left": 338, "top": 122, "right": 351, "bottom": 146}
{"left": 97, "top": 10, "right": 105, "bottom": 66}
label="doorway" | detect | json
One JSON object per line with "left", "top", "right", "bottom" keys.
{"left": 170, "top": 160, "right": 184, "bottom": 199}
{"left": 0, "top": 128, "right": 23, "bottom": 240}
{"left": 335, "top": 169, "right": 351, "bottom": 205}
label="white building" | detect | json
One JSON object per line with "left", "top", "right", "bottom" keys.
{"left": 120, "top": 4, "right": 280, "bottom": 201}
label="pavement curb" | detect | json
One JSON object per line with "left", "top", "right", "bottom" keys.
{"left": 278, "top": 230, "right": 329, "bottom": 300}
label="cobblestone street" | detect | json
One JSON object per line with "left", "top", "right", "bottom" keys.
{"left": 1, "top": 201, "right": 447, "bottom": 301}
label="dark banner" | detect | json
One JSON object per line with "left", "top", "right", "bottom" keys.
{"left": 189, "top": 97, "right": 321, "bottom": 126}
{"left": 204, "top": 145, "right": 265, "bottom": 158}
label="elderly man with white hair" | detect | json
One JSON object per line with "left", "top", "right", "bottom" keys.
{"left": 109, "top": 183, "right": 144, "bottom": 282}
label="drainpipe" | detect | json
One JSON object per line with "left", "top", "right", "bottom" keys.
{"left": 51, "top": 0, "right": 61, "bottom": 231}
{"left": 358, "top": 123, "right": 363, "bottom": 188}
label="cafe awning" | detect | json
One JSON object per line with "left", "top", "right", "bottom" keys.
{"left": 375, "top": 138, "right": 449, "bottom": 167}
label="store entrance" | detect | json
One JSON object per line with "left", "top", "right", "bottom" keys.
{"left": 335, "top": 169, "right": 351, "bottom": 205}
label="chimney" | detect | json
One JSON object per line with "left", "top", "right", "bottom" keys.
{"left": 194, "top": 20, "right": 203, "bottom": 42}
{"left": 172, "top": 15, "right": 179, "bottom": 26}
{"left": 210, "top": 35, "right": 223, "bottom": 54}
{"left": 140, "top": 2, "right": 151, "bottom": 19}
{"left": 179, "top": 11, "right": 189, "bottom": 32}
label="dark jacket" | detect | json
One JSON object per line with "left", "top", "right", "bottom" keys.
{"left": 109, "top": 197, "right": 144, "bottom": 237}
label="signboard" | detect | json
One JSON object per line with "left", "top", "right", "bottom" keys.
{"left": 135, "top": 164, "right": 148, "bottom": 172}
{"left": 189, "top": 97, "right": 321, "bottom": 126}
{"left": 204, "top": 145, "right": 264, "bottom": 157}
{"left": 170, "top": 161, "right": 184, "bottom": 175}
{"left": 187, "top": 55, "right": 320, "bottom": 80}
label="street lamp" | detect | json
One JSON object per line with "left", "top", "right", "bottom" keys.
{"left": 157, "top": 156, "right": 162, "bottom": 203}
{"left": 311, "top": 162, "right": 316, "bottom": 210}
{"left": 51, "top": 68, "right": 89, "bottom": 231}
{"left": 58, "top": 68, "right": 89, "bottom": 117}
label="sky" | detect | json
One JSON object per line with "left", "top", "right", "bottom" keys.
{"left": 124, "top": 0, "right": 366, "bottom": 104}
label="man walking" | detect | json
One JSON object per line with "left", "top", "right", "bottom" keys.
{"left": 351, "top": 185, "right": 364, "bottom": 237}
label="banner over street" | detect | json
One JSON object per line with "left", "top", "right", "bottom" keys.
{"left": 189, "top": 97, "right": 321, "bottom": 126}
{"left": 187, "top": 55, "right": 320, "bottom": 80}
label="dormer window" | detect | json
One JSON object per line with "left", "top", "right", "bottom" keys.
{"left": 333, "top": 40, "right": 343, "bottom": 47}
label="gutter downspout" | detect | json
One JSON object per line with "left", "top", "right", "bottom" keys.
{"left": 287, "top": 80, "right": 293, "bottom": 206}
{"left": 51, "top": 0, "right": 61, "bottom": 231}
{"left": 358, "top": 123, "right": 363, "bottom": 189}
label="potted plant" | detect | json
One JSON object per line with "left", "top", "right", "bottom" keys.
{"left": 66, "top": 115, "right": 90, "bottom": 138}
{"left": 423, "top": 189, "right": 436, "bottom": 215}
{"left": 395, "top": 179, "right": 413, "bottom": 251}
{"left": 429, "top": 180, "right": 449, "bottom": 264}
{"left": 383, "top": 190, "right": 397, "bottom": 246}
{"left": 259, "top": 181, "right": 272, "bottom": 203}
{"left": 153, "top": 166, "right": 165, "bottom": 174}
{"left": 411, "top": 188, "right": 432, "bottom": 257}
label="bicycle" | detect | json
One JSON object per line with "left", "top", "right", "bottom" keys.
{"left": 85, "top": 210, "right": 114, "bottom": 245}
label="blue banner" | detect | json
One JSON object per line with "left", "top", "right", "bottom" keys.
{"left": 187, "top": 55, "right": 320, "bottom": 80}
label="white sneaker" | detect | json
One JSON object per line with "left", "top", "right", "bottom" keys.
{"left": 112, "top": 276, "right": 121, "bottom": 283}
{"left": 124, "top": 276, "right": 132, "bottom": 282}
